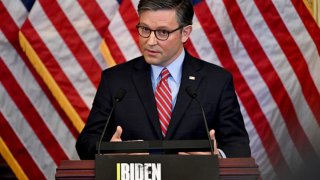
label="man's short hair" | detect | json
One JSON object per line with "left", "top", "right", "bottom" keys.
{"left": 137, "top": 0, "right": 194, "bottom": 26}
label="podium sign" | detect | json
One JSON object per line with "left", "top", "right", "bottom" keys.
{"left": 95, "top": 155, "right": 219, "bottom": 180}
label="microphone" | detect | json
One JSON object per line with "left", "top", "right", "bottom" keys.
{"left": 97, "top": 88, "right": 127, "bottom": 155}
{"left": 185, "top": 86, "right": 215, "bottom": 155}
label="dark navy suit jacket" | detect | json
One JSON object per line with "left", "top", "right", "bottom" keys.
{"left": 76, "top": 52, "right": 251, "bottom": 159}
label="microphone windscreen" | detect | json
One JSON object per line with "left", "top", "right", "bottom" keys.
{"left": 115, "top": 88, "right": 127, "bottom": 102}
{"left": 185, "top": 86, "right": 197, "bottom": 98}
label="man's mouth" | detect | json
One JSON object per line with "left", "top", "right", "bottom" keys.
{"left": 145, "top": 49, "right": 160, "bottom": 55}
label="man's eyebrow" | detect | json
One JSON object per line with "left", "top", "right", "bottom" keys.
{"left": 138, "top": 23, "right": 171, "bottom": 30}
{"left": 138, "top": 22, "right": 148, "bottom": 26}
{"left": 155, "top": 26, "right": 171, "bottom": 30}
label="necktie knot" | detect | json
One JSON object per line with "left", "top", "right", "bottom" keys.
{"left": 160, "top": 68, "right": 170, "bottom": 81}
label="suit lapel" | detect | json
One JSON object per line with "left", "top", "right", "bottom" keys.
{"left": 131, "top": 58, "right": 162, "bottom": 139}
{"left": 165, "top": 53, "right": 203, "bottom": 139}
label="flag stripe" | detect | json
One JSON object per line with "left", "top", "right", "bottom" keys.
{"left": 236, "top": 0, "right": 320, "bottom": 159}
{"left": 96, "top": 0, "right": 119, "bottom": 20}
{"left": 0, "top": 0, "right": 79, "bottom": 162}
{"left": 119, "top": 0, "right": 139, "bottom": 46}
{"left": 38, "top": 0, "right": 101, "bottom": 88}
{"left": 25, "top": 4, "right": 96, "bottom": 109}
{"left": 78, "top": 0, "right": 110, "bottom": 37}
{"left": 185, "top": 40, "right": 200, "bottom": 59}
{"left": 194, "top": 1, "right": 290, "bottom": 176}
{"left": 98, "top": 1, "right": 123, "bottom": 65}
{"left": 100, "top": 2, "right": 136, "bottom": 64}
{"left": 2, "top": 1, "right": 115, "bottom": 179}
{"left": 57, "top": 1, "right": 107, "bottom": 71}
{"left": 99, "top": 40, "right": 117, "bottom": 67}
{"left": 234, "top": 0, "right": 317, "bottom": 169}
{"left": 2, "top": 1, "right": 319, "bottom": 179}
{"left": 225, "top": 0, "right": 316, "bottom": 160}
{"left": 0, "top": 113, "right": 45, "bottom": 179}
{"left": 102, "top": 31, "right": 127, "bottom": 64}
{"left": 1, "top": 4, "right": 80, "bottom": 176}
{"left": 275, "top": 0, "right": 320, "bottom": 94}
{"left": 215, "top": 0, "right": 302, "bottom": 172}
{"left": 284, "top": 1, "right": 320, "bottom": 93}
{"left": 0, "top": 2, "right": 26, "bottom": 29}
{"left": 77, "top": 0, "right": 125, "bottom": 66}
{"left": 0, "top": 85, "right": 56, "bottom": 179}
{"left": 1, "top": 32, "right": 78, "bottom": 159}
{"left": 0, "top": 5, "right": 79, "bottom": 139}
{"left": 0, "top": 137, "right": 28, "bottom": 180}
{"left": 255, "top": 1, "right": 320, "bottom": 127}
{"left": 108, "top": 11, "right": 141, "bottom": 60}
{"left": 239, "top": 103, "right": 277, "bottom": 180}
{"left": 19, "top": 31, "right": 85, "bottom": 134}
{"left": 188, "top": 15, "right": 219, "bottom": 65}
{"left": 292, "top": 0, "right": 320, "bottom": 54}
{"left": 21, "top": 20, "right": 90, "bottom": 121}
{"left": 0, "top": 60, "right": 68, "bottom": 165}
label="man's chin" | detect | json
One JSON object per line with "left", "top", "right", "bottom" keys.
{"left": 144, "top": 56, "right": 161, "bottom": 66}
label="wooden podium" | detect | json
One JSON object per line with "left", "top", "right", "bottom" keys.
{"left": 55, "top": 157, "right": 260, "bottom": 179}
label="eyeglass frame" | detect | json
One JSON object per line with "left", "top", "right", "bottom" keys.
{"left": 136, "top": 24, "right": 184, "bottom": 41}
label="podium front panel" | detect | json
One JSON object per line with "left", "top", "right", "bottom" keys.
{"left": 55, "top": 158, "right": 260, "bottom": 179}
{"left": 95, "top": 155, "right": 219, "bottom": 180}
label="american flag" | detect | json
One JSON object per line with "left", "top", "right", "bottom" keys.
{"left": 1, "top": 0, "right": 319, "bottom": 179}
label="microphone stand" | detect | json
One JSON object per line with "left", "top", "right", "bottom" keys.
{"left": 186, "top": 87, "right": 215, "bottom": 155}
{"left": 97, "top": 89, "right": 126, "bottom": 155}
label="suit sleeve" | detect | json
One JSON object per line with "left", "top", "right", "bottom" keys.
{"left": 215, "top": 73, "right": 251, "bottom": 157}
{"left": 76, "top": 71, "right": 115, "bottom": 159}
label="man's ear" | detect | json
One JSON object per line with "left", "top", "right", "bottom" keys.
{"left": 181, "top": 25, "right": 192, "bottom": 43}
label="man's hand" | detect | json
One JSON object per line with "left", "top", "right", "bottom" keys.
{"left": 210, "top": 129, "right": 219, "bottom": 155}
{"left": 111, "top": 126, "right": 123, "bottom": 142}
{"left": 109, "top": 126, "right": 149, "bottom": 155}
{"left": 178, "top": 129, "right": 220, "bottom": 157}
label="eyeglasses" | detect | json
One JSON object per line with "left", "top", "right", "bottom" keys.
{"left": 136, "top": 25, "right": 183, "bottom": 41}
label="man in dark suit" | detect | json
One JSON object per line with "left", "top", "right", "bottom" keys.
{"left": 76, "top": 0, "right": 251, "bottom": 160}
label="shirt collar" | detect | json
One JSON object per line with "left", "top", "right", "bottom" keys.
{"left": 151, "top": 49, "right": 185, "bottom": 83}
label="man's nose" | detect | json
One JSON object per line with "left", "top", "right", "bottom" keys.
{"left": 147, "top": 31, "right": 157, "bottom": 46}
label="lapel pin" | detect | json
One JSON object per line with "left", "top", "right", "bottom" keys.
{"left": 189, "top": 76, "right": 196, "bottom": 80}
